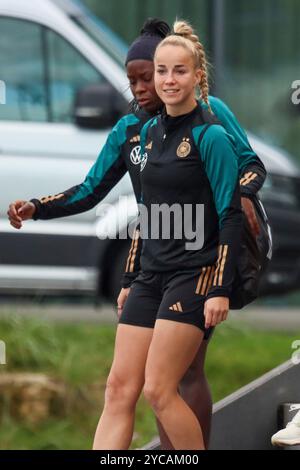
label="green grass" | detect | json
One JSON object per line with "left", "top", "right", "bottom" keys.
{"left": 0, "top": 314, "right": 299, "bottom": 449}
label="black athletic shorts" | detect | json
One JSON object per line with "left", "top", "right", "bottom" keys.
{"left": 119, "top": 270, "right": 215, "bottom": 340}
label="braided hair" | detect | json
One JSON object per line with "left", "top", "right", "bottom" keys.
{"left": 155, "top": 20, "right": 212, "bottom": 113}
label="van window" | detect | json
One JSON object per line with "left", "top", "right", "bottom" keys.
{"left": 0, "top": 18, "right": 48, "bottom": 122}
{"left": 0, "top": 17, "right": 110, "bottom": 124}
{"left": 46, "top": 28, "right": 105, "bottom": 123}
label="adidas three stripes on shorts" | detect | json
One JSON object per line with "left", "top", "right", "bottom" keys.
{"left": 119, "top": 269, "right": 214, "bottom": 340}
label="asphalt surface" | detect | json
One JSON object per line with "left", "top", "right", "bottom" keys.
{"left": 0, "top": 300, "right": 300, "bottom": 331}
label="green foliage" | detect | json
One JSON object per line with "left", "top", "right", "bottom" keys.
{"left": 82, "top": 0, "right": 209, "bottom": 45}
{"left": 0, "top": 315, "right": 299, "bottom": 449}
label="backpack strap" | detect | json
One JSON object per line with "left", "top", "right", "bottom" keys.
{"left": 196, "top": 105, "right": 223, "bottom": 146}
{"left": 197, "top": 123, "right": 215, "bottom": 146}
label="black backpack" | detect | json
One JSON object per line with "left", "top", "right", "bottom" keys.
{"left": 229, "top": 194, "right": 273, "bottom": 309}
{"left": 198, "top": 114, "right": 273, "bottom": 310}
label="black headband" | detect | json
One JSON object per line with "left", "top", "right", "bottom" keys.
{"left": 125, "top": 34, "right": 163, "bottom": 65}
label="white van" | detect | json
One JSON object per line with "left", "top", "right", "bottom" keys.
{"left": 1, "top": 0, "right": 300, "bottom": 299}
{"left": 0, "top": 0, "right": 136, "bottom": 298}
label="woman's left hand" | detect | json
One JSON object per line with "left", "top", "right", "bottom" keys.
{"left": 204, "top": 297, "right": 229, "bottom": 328}
{"left": 116, "top": 288, "right": 131, "bottom": 318}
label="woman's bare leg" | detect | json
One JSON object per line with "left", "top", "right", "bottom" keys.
{"left": 179, "top": 339, "right": 212, "bottom": 448}
{"left": 144, "top": 320, "right": 205, "bottom": 450}
{"left": 93, "top": 324, "right": 153, "bottom": 450}
{"left": 156, "top": 338, "right": 212, "bottom": 449}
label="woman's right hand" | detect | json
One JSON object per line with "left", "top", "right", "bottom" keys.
{"left": 7, "top": 200, "right": 36, "bottom": 229}
{"left": 116, "top": 288, "right": 131, "bottom": 318}
{"left": 241, "top": 197, "right": 260, "bottom": 238}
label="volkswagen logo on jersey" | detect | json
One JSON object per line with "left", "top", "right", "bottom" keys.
{"left": 140, "top": 152, "right": 148, "bottom": 172}
{"left": 130, "top": 145, "right": 142, "bottom": 165}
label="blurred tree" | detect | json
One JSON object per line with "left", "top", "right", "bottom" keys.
{"left": 220, "top": 0, "right": 300, "bottom": 163}
{"left": 82, "top": 0, "right": 209, "bottom": 45}
{"left": 82, "top": 0, "right": 300, "bottom": 163}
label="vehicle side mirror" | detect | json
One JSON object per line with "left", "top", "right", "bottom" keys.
{"left": 74, "top": 83, "right": 127, "bottom": 129}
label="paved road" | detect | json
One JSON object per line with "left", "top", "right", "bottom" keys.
{"left": 0, "top": 300, "right": 117, "bottom": 324}
{"left": 0, "top": 300, "right": 300, "bottom": 331}
{"left": 230, "top": 306, "right": 300, "bottom": 331}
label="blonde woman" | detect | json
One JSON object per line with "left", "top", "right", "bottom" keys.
{"left": 93, "top": 20, "right": 243, "bottom": 450}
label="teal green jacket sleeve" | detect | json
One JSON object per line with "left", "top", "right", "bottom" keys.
{"left": 197, "top": 124, "right": 243, "bottom": 299}
{"left": 31, "top": 115, "right": 139, "bottom": 220}
{"left": 204, "top": 96, "right": 267, "bottom": 197}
